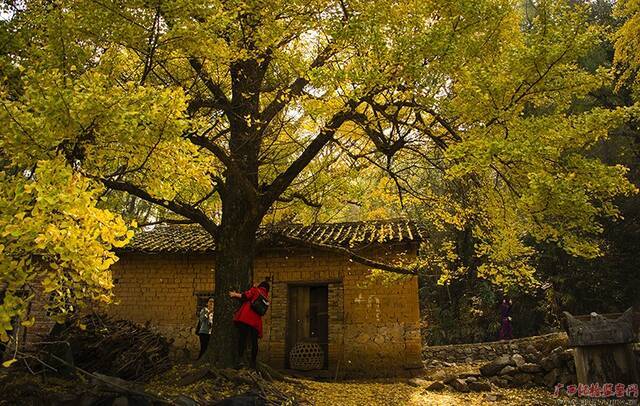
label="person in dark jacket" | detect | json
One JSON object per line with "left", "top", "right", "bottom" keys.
{"left": 197, "top": 298, "right": 214, "bottom": 360}
{"left": 228, "top": 281, "right": 270, "bottom": 368}
{"left": 498, "top": 298, "right": 513, "bottom": 340}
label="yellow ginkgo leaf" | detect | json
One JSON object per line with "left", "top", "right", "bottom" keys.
{"left": 2, "top": 359, "right": 18, "bottom": 368}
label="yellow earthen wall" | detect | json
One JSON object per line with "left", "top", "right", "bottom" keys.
{"left": 107, "top": 245, "right": 422, "bottom": 376}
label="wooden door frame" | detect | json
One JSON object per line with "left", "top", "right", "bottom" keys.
{"left": 285, "top": 282, "right": 330, "bottom": 370}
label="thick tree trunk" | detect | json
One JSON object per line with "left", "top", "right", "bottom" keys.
{"left": 203, "top": 58, "right": 265, "bottom": 367}
{"left": 205, "top": 180, "right": 260, "bottom": 367}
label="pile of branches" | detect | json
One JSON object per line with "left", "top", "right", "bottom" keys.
{"left": 175, "top": 366, "right": 302, "bottom": 405}
{"left": 47, "top": 313, "right": 172, "bottom": 382}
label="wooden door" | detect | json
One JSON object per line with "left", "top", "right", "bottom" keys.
{"left": 287, "top": 285, "right": 329, "bottom": 369}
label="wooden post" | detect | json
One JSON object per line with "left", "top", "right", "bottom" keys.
{"left": 564, "top": 308, "right": 638, "bottom": 385}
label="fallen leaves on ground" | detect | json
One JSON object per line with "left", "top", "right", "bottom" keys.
{"left": 270, "top": 379, "right": 556, "bottom": 406}
{"left": 148, "top": 362, "right": 559, "bottom": 405}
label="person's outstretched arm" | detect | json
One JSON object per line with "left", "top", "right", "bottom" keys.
{"left": 229, "top": 290, "right": 253, "bottom": 300}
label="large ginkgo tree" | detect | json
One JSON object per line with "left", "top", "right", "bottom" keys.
{"left": 1, "top": 0, "right": 635, "bottom": 366}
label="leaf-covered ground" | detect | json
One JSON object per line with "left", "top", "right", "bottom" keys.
{"left": 0, "top": 361, "right": 559, "bottom": 405}
{"left": 147, "top": 363, "right": 558, "bottom": 405}
{"left": 276, "top": 379, "right": 556, "bottom": 405}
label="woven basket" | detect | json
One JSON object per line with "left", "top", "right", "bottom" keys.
{"left": 289, "top": 342, "right": 324, "bottom": 371}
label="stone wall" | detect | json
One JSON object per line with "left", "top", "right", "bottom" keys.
{"left": 422, "top": 333, "right": 569, "bottom": 364}
{"left": 107, "top": 244, "right": 422, "bottom": 377}
{"left": 423, "top": 334, "right": 640, "bottom": 391}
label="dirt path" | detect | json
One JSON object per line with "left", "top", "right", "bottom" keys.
{"left": 278, "top": 379, "right": 556, "bottom": 405}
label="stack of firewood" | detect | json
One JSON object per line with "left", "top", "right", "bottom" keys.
{"left": 47, "top": 313, "right": 172, "bottom": 382}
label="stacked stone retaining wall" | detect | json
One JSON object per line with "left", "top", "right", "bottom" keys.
{"left": 422, "top": 333, "right": 569, "bottom": 364}
{"left": 422, "top": 334, "right": 640, "bottom": 391}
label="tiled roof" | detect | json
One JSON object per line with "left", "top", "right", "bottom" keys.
{"left": 121, "top": 220, "right": 426, "bottom": 254}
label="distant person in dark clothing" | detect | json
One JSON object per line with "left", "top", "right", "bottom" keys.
{"left": 197, "top": 298, "right": 214, "bottom": 359}
{"left": 499, "top": 298, "right": 513, "bottom": 340}
{"left": 229, "top": 281, "right": 270, "bottom": 368}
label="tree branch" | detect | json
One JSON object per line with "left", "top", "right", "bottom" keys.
{"left": 276, "top": 192, "right": 322, "bottom": 208}
{"left": 188, "top": 57, "right": 232, "bottom": 114}
{"left": 423, "top": 109, "right": 462, "bottom": 142}
{"left": 274, "top": 233, "right": 420, "bottom": 276}
{"left": 97, "top": 177, "right": 218, "bottom": 235}
{"left": 259, "top": 105, "right": 357, "bottom": 214}
{"left": 187, "top": 98, "right": 228, "bottom": 115}
{"left": 138, "top": 219, "right": 197, "bottom": 227}
{"left": 259, "top": 44, "right": 336, "bottom": 133}
{"left": 184, "top": 132, "right": 257, "bottom": 199}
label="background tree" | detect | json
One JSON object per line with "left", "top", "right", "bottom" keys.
{"left": 420, "top": 0, "right": 640, "bottom": 344}
{"left": 614, "top": 0, "right": 640, "bottom": 90}
{"left": 1, "top": 0, "right": 635, "bottom": 366}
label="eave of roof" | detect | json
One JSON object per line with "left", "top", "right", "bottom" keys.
{"left": 119, "top": 219, "right": 427, "bottom": 254}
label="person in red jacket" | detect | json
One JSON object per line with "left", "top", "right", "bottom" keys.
{"left": 228, "top": 280, "right": 270, "bottom": 368}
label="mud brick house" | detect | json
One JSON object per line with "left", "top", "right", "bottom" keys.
{"left": 107, "top": 220, "right": 425, "bottom": 377}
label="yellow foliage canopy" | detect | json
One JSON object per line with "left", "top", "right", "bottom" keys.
{"left": 0, "top": 159, "right": 133, "bottom": 341}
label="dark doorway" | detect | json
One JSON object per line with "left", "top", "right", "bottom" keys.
{"left": 287, "top": 285, "right": 329, "bottom": 369}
